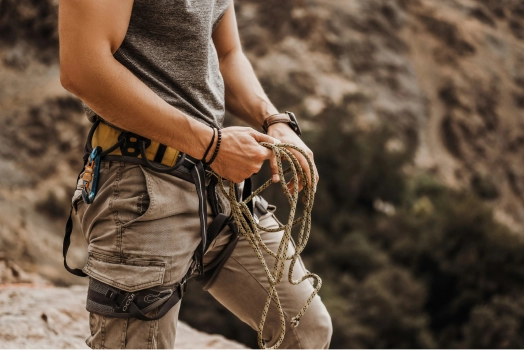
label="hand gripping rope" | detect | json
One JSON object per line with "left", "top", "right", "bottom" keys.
{"left": 216, "top": 142, "right": 322, "bottom": 350}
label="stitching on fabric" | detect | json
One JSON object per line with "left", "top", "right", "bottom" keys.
{"left": 121, "top": 318, "right": 129, "bottom": 349}
{"left": 147, "top": 308, "right": 159, "bottom": 349}
{"left": 85, "top": 269, "right": 164, "bottom": 291}
{"left": 144, "top": 167, "right": 155, "bottom": 214}
{"left": 110, "top": 163, "right": 123, "bottom": 226}
{"left": 101, "top": 315, "right": 106, "bottom": 349}
{"left": 137, "top": 194, "right": 143, "bottom": 216}
{"left": 109, "top": 163, "right": 124, "bottom": 256}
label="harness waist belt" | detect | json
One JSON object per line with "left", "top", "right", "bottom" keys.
{"left": 92, "top": 120, "right": 181, "bottom": 168}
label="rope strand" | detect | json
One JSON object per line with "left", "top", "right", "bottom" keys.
{"left": 216, "top": 142, "right": 322, "bottom": 349}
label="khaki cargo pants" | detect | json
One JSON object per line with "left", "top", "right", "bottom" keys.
{"left": 73, "top": 161, "right": 332, "bottom": 349}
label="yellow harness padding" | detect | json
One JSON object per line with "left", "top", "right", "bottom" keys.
{"left": 91, "top": 122, "right": 180, "bottom": 167}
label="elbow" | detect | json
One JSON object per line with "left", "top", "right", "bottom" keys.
{"left": 60, "top": 55, "right": 92, "bottom": 96}
{"left": 60, "top": 63, "right": 82, "bottom": 96}
{"left": 60, "top": 68, "right": 76, "bottom": 94}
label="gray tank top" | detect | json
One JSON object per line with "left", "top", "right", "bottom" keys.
{"left": 84, "top": 0, "right": 230, "bottom": 128}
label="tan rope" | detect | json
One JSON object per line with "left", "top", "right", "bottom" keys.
{"left": 216, "top": 142, "right": 322, "bottom": 349}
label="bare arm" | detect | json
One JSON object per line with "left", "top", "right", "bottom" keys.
{"left": 59, "top": 0, "right": 275, "bottom": 183}
{"left": 212, "top": 4, "right": 278, "bottom": 127}
{"left": 212, "top": 3, "right": 319, "bottom": 187}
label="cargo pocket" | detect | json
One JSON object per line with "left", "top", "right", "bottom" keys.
{"left": 83, "top": 252, "right": 166, "bottom": 292}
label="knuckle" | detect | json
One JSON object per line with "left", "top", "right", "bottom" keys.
{"left": 251, "top": 163, "right": 262, "bottom": 174}
{"left": 256, "top": 150, "right": 267, "bottom": 161}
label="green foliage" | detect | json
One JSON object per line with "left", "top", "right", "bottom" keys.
{"left": 311, "top": 108, "right": 524, "bottom": 348}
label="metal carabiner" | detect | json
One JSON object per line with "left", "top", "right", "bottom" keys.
{"left": 82, "top": 146, "right": 103, "bottom": 204}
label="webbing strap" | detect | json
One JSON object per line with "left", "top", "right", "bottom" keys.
{"left": 154, "top": 144, "right": 168, "bottom": 163}
{"left": 126, "top": 278, "right": 187, "bottom": 321}
{"left": 189, "top": 160, "right": 208, "bottom": 275}
{"left": 86, "top": 269, "right": 192, "bottom": 321}
{"left": 138, "top": 139, "right": 187, "bottom": 174}
{"left": 205, "top": 214, "right": 230, "bottom": 248}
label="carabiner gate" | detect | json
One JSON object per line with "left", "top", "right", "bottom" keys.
{"left": 82, "top": 146, "right": 103, "bottom": 204}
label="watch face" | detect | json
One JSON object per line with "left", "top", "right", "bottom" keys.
{"left": 286, "top": 111, "right": 302, "bottom": 136}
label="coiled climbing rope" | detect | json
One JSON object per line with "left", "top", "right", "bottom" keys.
{"left": 216, "top": 142, "right": 322, "bottom": 349}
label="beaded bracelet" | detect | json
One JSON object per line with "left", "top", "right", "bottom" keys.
{"left": 204, "top": 129, "right": 221, "bottom": 167}
{"left": 201, "top": 128, "right": 216, "bottom": 163}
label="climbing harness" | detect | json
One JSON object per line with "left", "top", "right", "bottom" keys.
{"left": 216, "top": 142, "right": 321, "bottom": 349}
{"left": 63, "top": 117, "right": 229, "bottom": 299}
{"left": 63, "top": 117, "right": 321, "bottom": 348}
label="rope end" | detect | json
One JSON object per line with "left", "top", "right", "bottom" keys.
{"left": 290, "top": 317, "right": 300, "bottom": 328}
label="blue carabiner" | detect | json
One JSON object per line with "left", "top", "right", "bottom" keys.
{"left": 81, "top": 146, "right": 103, "bottom": 204}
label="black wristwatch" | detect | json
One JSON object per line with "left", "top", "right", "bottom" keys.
{"left": 262, "top": 111, "right": 302, "bottom": 136}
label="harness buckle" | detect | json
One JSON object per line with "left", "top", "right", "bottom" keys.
{"left": 82, "top": 146, "right": 102, "bottom": 204}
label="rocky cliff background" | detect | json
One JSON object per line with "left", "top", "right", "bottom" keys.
{"left": 1, "top": 0, "right": 524, "bottom": 348}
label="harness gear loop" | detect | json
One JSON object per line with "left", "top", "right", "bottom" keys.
{"left": 216, "top": 142, "right": 322, "bottom": 350}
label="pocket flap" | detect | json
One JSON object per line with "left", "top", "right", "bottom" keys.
{"left": 83, "top": 253, "right": 166, "bottom": 292}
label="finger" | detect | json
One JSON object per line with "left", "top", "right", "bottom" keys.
{"left": 258, "top": 139, "right": 281, "bottom": 161}
{"left": 312, "top": 163, "right": 319, "bottom": 192}
{"left": 295, "top": 151, "right": 313, "bottom": 189}
{"left": 287, "top": 178, "right": 302, "bottom": 195}
{"left": 269, "top": 153, "right": 280, "bottom": 183}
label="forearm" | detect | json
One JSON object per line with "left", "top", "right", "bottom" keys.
{"left": 61, "top": 52, "right": 212, "bottom": 159}
{"left": 220, "top": 50, "right": 278, "bottom": 128}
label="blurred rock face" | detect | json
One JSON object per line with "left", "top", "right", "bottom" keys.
{"left": 235, "top": 0, "right": 524, "bottom": 232}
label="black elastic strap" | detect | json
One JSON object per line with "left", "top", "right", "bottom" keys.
{"left": 205, "top": 214, "right": 230, "bottom": 250}
{"left": 153, "top": 144, "right": 168, "bottom": 164}
{"left": 189, "top": 160, "right": 208, "bottom": 275}
{"left": 139, "top": 140, "right": 186, "bottom": 173}
{"left": 206, "top": 176, "right": 221, "bottom": 216}
{"left": 126, "top": 281, "right": 186, "bottom": 321}
{"left": 87, "top": 268, "right": 193, "bottom": 321}
{"left": 243, "top": 177, "right": 254, "bottom": 215}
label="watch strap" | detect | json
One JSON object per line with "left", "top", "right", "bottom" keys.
{"left": 262, "top": 113, "right": 291, "bottom": 133}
